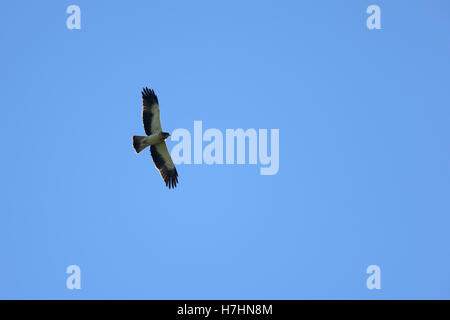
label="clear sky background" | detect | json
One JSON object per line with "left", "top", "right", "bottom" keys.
{"left": 1, "top": 1, "right": 449, "bottom": 299}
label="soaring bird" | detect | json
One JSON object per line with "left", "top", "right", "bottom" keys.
{"left": 133, "top": 87, "right": 178, "bottom": 189}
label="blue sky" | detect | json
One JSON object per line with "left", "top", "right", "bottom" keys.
{"left": 0, "top": 1, "right": 449, "bottom": 299}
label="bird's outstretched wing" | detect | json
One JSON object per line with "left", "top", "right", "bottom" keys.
{"left": 142, "top": 87, "right": 162, "bottom": 135}
{"left": 150, "top": 142, "right": 178, "bottom": 189}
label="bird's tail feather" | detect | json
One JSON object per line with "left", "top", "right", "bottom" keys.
{"left": 133, "top": 135, "right": 149, "bottom": 153}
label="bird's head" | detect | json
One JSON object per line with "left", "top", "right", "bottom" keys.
{"left": 162, "top": 132, "right": 171, "bottom": 140}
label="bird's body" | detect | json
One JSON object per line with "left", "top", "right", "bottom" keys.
{"left": 133, "top": 132, "right": 169, "bottom": 153}
{"left": 132, "top": 87, "right": 178, "bottom": 189}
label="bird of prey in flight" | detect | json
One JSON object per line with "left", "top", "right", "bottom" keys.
{"left": 133, "top": 87, "right": 178, "bottom": 189}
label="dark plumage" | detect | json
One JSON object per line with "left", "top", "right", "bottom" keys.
{"left": 132, "top": 87, "right": 179, "bottom": 189}
{"left": 151, "top": 145, "right": 178, "bottom": 189}
{"left": 142, "top": 87, "right": 159, "bottom": 136}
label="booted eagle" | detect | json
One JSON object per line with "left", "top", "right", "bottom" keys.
{"left": 133, "top": 87, "right": 178, "bottom": 189}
